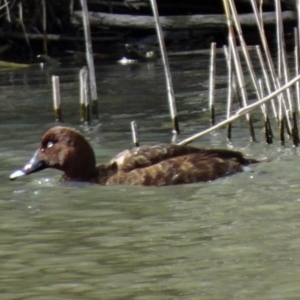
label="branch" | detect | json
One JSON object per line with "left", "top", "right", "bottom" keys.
{"left": 0, "top": 31, "right": 120, "bottom": 42}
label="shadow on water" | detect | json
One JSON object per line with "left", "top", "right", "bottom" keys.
{"left": 1, "top": 56, "right": 300, "bottom": 299}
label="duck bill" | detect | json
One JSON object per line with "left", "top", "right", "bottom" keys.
{"left": 10, "top": 150, "right": 46, "bottom": 180}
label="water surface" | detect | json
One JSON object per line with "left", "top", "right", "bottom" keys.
{"left": 0, "top": 55, "right": 300, "bottom": 299}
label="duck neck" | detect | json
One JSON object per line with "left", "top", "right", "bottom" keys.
{"left": 62, "top": 167, "right": 99, "bottom": 183}
{"left": 62, "top": 154, "right": 99, "bottom": 182}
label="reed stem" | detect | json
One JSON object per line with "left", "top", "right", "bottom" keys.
{"left": 131, "top": 121, "right": 139, "bottom": 147}
{"left": 149, "top": 0, "right": 179, "bottom": 134}
{"left": 79, "top": 66, "right": 90, "bottom": 124}
{"left": 208, "top": 42, "right": 216, "bottom": 126}
{"left": 52, "top": 75, "right": 62, "bottom": 122}
{"left": 80, "top": 0, "right": 98, "bottom": 119}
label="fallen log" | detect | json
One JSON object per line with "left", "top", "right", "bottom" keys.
{"left": 71, "top": 10, "right": 296, "bottom": 30}
{"left": 86, "top": 0, "right": 289, "bottom": 14}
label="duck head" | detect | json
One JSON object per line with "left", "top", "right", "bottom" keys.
{"left": 10, "top": 126, "right": 97, "bottom": 181}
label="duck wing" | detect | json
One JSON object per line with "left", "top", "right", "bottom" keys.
{"left": 106, "top": 151, "right": 248, "bottom": 186}
{"left": 109, "top": 144, "right": 256, "bottom": 173}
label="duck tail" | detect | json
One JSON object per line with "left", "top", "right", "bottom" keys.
{"left": 244, "top": 156, "right": 268, "bottom": 165}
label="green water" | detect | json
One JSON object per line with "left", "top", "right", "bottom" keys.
{"left": 0, "top": 56, "right": 300, "bottom": 299}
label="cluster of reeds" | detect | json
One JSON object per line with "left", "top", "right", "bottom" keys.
{"left": 51, "top": 0, "right": 97, "bottom": 124}
{"left": 147, "top": 0, "right": 300, "bottom": 147}
{"left": 51, "top": 0, "right": 300, "bottom": 148}
{"left": 179, "top": 0, "right": 300, "bottom": 147}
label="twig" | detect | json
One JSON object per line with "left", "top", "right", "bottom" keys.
{"left": 208, "top": 42, "right": 216, "bottom": 126}
{"left": 295, "top": 28, "right": 300, "bottom": 116}
{"left": 223, "top": 45, "right": 233, "bottom": 141}
{"left": 18, "top": 2, "right": 32, "bottom": 58}
{"left": 3, "top": 0, "right": 11, "bottom": 22}
{"left": 41, "top": 0, "right": 48, "bottom": 55}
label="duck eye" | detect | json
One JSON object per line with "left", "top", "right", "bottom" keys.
{"left": 46, "top": 141, "right": 54, "bottom": 148}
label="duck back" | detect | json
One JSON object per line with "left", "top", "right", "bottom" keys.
{"left": 101, "top": 144, "right": 256, "bottom": 186}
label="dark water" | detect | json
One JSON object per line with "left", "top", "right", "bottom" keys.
{"left": 1, "top": 55, "right": 300, "bottom": 299}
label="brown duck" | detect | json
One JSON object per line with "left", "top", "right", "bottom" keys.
{"left": 10, "top": 126, "right": 259, "bottom": 186}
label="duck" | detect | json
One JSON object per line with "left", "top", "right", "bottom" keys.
{"left": 10, "top": 126, "right": 259, "bottom": 186}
